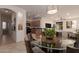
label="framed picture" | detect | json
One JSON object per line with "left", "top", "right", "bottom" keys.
{"left": 45, "top": 23, "right": 51, "bottom": 28}
{"left": 18, "top": 24, "right": 23, "bottom": 30}
{"left": 66, "top": 21, "right": 72, "bottom": 28}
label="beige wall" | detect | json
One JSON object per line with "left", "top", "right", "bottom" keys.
{"left": 41, "top": 16, "right": 79, "bottom": 38}
{"left": 55, "top": 18, "right": 79, "bottom": 38}
{"left": 40, "top": 17, "right": 55, "bottom": 28}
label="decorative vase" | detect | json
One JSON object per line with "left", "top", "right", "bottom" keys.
{"left": 46, "top": 36, "right": 54, "bottom": 40}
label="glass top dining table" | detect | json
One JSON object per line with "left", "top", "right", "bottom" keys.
{"left": 31, "top": 41, "right": 66, "bottom": 53}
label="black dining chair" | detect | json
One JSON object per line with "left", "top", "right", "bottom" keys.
{"left": 24, "top": 39, "right": 33, "bottom": 53}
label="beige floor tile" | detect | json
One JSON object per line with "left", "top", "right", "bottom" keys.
{"left": 0, "top": 41, "right": 26, "bottom": 53}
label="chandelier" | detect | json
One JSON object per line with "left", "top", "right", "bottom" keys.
{"left": 47, "top": 5, "right": 58, "bottom": 14}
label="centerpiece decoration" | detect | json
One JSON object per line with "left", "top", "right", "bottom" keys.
{"left": 44, "top": 28, "right": 56, "bottom": 40}
{"left": 43, "top": 28, "right": 56, "bottom": 48}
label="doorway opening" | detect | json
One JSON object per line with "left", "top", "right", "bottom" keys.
{"left": 0, "top": 8, "right": 16, "bottom": 46}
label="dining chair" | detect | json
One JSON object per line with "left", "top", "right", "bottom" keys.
{"left": 66, "top": 46, "right": 79, "bottom": 53}
{"left": 24, "top": 39, "right": 33, "bottom": 53}
{"left": 24, "top": 34, "right": 44, "bottom": 53}
{"left": 31, "top": 33, "right": 42, "bottom": 42}
{"left": 31, "top": 33, "right": 37, "bottom": 40}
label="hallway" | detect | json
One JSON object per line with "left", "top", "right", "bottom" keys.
{"left": 0, "top": 5, "right": 26, "bottom": 53}
{"left": 0, "top": 8, "right": 16, "bottom": 46}
{"left": 0, "top": 35, "right": 15, "bottom": 46}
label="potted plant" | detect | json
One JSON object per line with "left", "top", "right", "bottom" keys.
{"left": 44, "top": 28, "right": 56, "bottom": 40}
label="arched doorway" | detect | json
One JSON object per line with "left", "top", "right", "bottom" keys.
{"left": 0, "top": 8, "right": 16, "bottom": 45}
{"left": 0, "top": 5, "right": 26, "bottom": 43}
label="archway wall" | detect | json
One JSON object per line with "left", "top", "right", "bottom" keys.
{"left": 0, "top": 5, "right": 26, "bottom": 42}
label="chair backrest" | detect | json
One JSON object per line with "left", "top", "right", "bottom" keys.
{"left": 66, "top": 46, "right": 79, "bottom": 53}
{"left": 31, "top": 34, "right": 37, "bottom": 40}
{"left": 24, "top": 36, "right": 33, "bottom": 53}
{"left": 27, "top": 33, "right": 34, "bottom": 41}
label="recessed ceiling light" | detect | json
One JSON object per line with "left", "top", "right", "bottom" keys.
{"left": 69, "top": 16, "right": 72, "bottom": 18}
{"left": 66, "top": 13, "right": 70, "bottom": 16}
{"left": 18, "top": 12, "right": 23, "bottom": 17}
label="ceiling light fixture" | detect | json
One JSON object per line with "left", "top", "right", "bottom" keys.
{"left": 66, "top": 13, "right": 70, "bottom": 16}
{"left": 47, "top": 5, "right": 58, "bottom": 14}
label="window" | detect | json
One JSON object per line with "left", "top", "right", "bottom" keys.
{"left": 72, "top": 20, "right": 77, "bottom": 29}
{"left": 2, "top": 22, "right": 6, "bottom": 29}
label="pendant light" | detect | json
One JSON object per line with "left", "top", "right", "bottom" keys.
{"left": 47, "top": 5, "right": 58, "bottom": 14}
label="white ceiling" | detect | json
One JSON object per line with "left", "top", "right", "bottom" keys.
{"left": 15, "top": 5, "right": 79, "bottom": 20}
{"left": 15, "top": 5, "right": 48, "bottom": 17}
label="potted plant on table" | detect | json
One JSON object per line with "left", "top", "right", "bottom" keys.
{"left": 44, "top": 28, "right": 56, "bottom": 40}
{"left": 43, "top": 28, "right": 56, "bottom": 48}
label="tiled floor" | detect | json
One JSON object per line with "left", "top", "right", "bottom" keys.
{"left": 0, "top": 35, "right": 15, "bottom": 46}
{"left": 0, "top": 34, "right": 26, "bottom": 53}
{"left": 0, "top": 41, "right": 26, "bottom": 53}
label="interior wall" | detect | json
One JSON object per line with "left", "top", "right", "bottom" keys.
{"left": 0, "top": 14, "right": 2, "bottom": 39}
{"left": 55, "top": 18, "right": 78, "bottom": 32}
{"left": 11, "top": 14, "right": 16, "bottom": 41}
{"left": 40, "top": 17, "right": 55, "bottom": 28}
{"left": 41, "top": 16, "right": 79, "bottom": 39}
{"left": 55, "top": 18, "right": 79, "bottom": 38}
